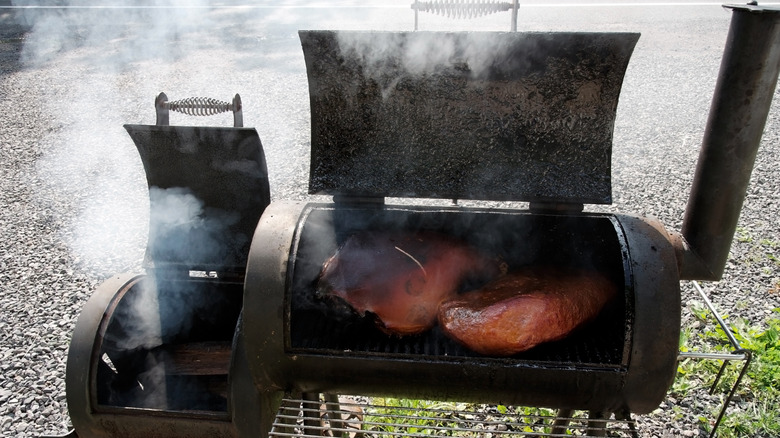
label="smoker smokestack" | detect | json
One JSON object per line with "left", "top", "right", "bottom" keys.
{"left": 674, "top": 3, "right": 780, "bottom": 280}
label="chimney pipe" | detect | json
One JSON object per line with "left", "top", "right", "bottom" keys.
{"left": 674, "top": 3, "right": 780, "bottom": 280}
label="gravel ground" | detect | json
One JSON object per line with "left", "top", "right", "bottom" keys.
{"left": 1, "top": 3, "right": 779, "bottom": 437}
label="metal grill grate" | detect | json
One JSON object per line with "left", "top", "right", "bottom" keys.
{"left": 269, "top": 396, "right": 639, "bottom": 437}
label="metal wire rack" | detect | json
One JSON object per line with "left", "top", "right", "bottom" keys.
{"left": 269, "top": 396, "right": 639, "bottom": 437}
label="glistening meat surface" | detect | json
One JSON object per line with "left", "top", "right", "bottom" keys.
{"left": 317, "top": 231, "right": 503, "bottom": 336}
{"left": 438, "top": 267, "right": 617, "bottom": 356}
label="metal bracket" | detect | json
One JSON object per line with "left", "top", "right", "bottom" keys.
{"left": 677, "top": 281, "right": 753, "bottom": 438}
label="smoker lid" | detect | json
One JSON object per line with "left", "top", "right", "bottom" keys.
{"left": 301, "top": 31, "right": 640, "bottom": 204}
{"left": 124, "top": 125, "right": 271, "bottom": 277}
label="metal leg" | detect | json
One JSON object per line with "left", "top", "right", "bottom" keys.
{"left": 551, "top": 409, "right": 573, "bottom": 435}
{"left": 708, "top": 349, "right": 753, "bottom": 438}
{"left": 587, "top": 411, "right": 608, "bottom": 437}
{"left": 615, "top": 410, "right": 639, "bottom": 438}
{"left": 301, "top": 392, "right": 322, "bottom": 436}
{"left": 323, "top": 393, "right": 344, "bottom": 436}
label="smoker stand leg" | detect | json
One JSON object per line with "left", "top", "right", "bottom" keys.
{"left": 551, "top": 409, "right": 573, "bottom": 435}
{"left": 615, "top": 410, "right": 639, "bottom": 438}
{"left": 587, "top": 411, "right": 608, "bottom": 437}
{"left": 323, "top": 393, "right": 345, "bottom": 434}
{"left": 301, "top": 392, "right": 322, "bottom": 435}
{"left": 678, "top": 281, "right": 754, "bottom": 438}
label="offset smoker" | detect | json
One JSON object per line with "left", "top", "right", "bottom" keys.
{"left": 61, "top": 4, "right": 780, "bottom": 438}
{"left": 243, "top": 29, "right": 673, "bottom": 426}
{"left": 241, "top": 5, "right": 780, "bottom": 436}
{"left": 65, "top": 94, "right": 270, "bottom": 437}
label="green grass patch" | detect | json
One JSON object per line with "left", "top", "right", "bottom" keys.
{"left": 674, "top": 308, "right": 780, "bottom": 437}
{"left": 360, "top": 398, "right": 560, "bottom": 436}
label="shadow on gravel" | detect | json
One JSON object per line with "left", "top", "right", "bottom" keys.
{"left": 0, "top": 5, "right": 314, "bottom": 77}
{"left": 0, "top": 8, "right": 30, "bottom": 75}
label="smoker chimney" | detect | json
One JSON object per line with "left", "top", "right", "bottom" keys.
{"left": 674, "top": 3, "right": 780, "bottom": 280}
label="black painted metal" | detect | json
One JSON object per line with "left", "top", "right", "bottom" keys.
{"left": 242, "top": 201, "right": 681, "bottom": 415}
{"left": 301, "top": 31, "right": 639, "bottom": 205}
{"left": 64, "top": 102, "right": 272, "bottom": 437}
{"left": 124, "top": 125, "right": 271, "bottom": 281}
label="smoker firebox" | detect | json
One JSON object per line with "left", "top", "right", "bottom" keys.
{"left": 65, "top": 94, "right": 270, "bottom": 437}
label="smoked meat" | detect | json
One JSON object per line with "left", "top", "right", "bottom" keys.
{"left": 317, "top": 231, "right": 503, "bottom": 336}
{"left": 438, "top": 267, "right": 617, "bottom": 355}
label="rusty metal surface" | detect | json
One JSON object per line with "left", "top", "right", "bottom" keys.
{"left": 301, "top": 31, "right": 639, "bottom": 204}
{"left": 678, "top": 4, "right": 780, "bottom": 280}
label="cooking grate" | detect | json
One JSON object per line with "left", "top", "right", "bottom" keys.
{"left": 290, "top": 308, "right": 625, "bottom": 366}
{"left": 269, "top": 396, "right": 639, "bottom": 437}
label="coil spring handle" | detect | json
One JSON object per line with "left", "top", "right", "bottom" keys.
{"left": 412, "top": 0, "right": 519, "bottom": 31}
{"left": 155, "top": 92, "right": 243, "bottom": 127}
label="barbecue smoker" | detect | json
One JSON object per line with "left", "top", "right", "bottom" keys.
{"left": 242, "top": 5, "right": 780, "bottom": 436}
{"left": 62, "top": 4, "right": 780, "bottom": 438}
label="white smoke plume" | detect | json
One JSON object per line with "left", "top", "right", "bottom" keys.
{"left": 335, "top": 30, "right": 518, "bottom": 79}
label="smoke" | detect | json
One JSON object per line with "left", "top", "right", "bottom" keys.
{"left": 16, "top": 1, "right": 217, "bottom": 68}
{"left": 16, "top": 2, "right": 522, "bottom": 277}
{"left": 147, "top": 186, "right": 240, "bottom": 266}
{"left": 334, "top": 31, "right": 519, "bottom": 80}
{"left": 19, "top": 1, "right": 225, "bottom": 275}
{"left": 15, "top": 1, "right": 296, "bottom": 274}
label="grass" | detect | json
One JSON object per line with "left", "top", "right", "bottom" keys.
{"left": 674, "top": 307, "right": 780, "bottom": 437}
{"left": 336, "top": 302, "right": 780, "bottom": 437}
{"left": 360, "top": 398, "right": 561, "bottom": 436}
{"left": 361, "top": 398, "right": 464, "bottom": 435}
{"left": 734, "top": 228, "right": 780, "bottom": 270}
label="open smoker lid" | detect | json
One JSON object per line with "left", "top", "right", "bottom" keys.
{"left": 301, "top": 31, "right": 639, "bottom": 204}
{"left": 124, "top": 125, "right": 271, "bottom": 278}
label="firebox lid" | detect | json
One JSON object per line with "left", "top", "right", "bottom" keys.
{"left": 124, "top": 125, "right": 271, "bottom": 277}
{"left": 301, "top": 31, "right": 639, "bottom": 204}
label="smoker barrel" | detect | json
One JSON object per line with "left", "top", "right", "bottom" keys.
{"left": 65, "top": 95, "right": 271, "bottom": 438}
{"left": 239, "top": 29, "right": 684, "bottom": 424}
{"left": 243, "top": 202, "right": 681, "bottom": 415}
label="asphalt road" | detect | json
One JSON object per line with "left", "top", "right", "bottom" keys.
{"left": 1, "top": 1, "right": 779, "bottom": 436}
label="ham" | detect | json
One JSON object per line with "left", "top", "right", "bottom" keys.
{"left": 438, "top": 267, "right": 617, "bottom": 356}
{"left": 317, "top": 231, "right": 504, "bottom": 336}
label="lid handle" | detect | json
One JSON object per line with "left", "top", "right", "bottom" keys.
{"left": 155, "top": 92, "right": 243, "bottom": 127}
